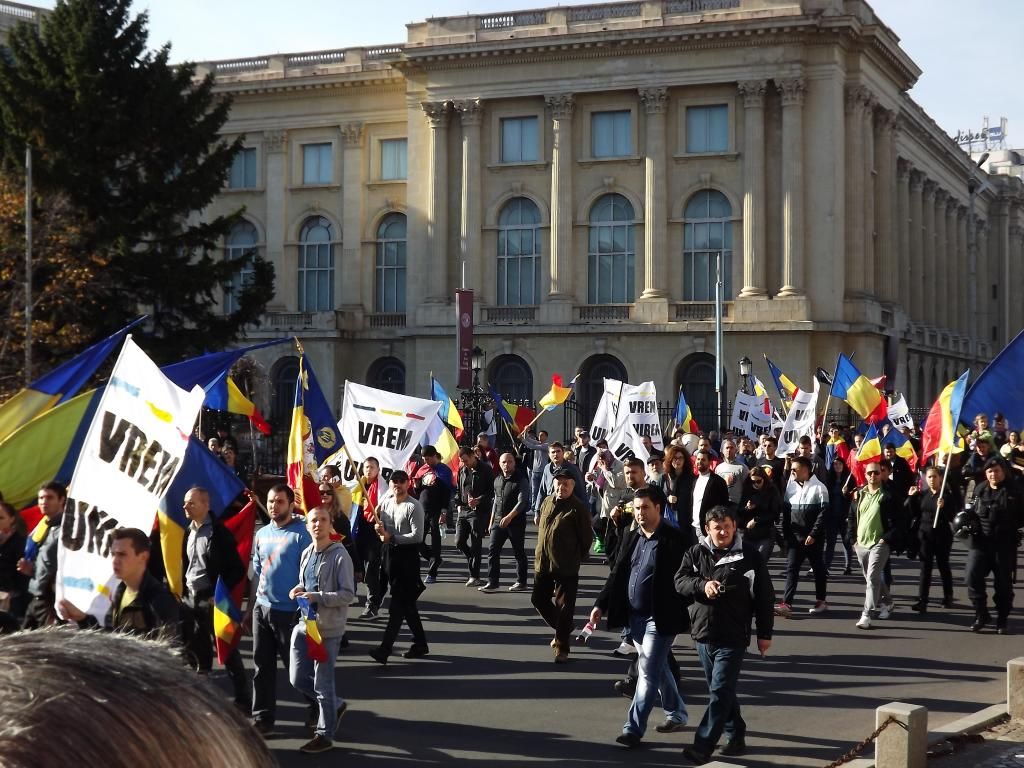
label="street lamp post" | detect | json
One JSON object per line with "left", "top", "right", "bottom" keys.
{"left": 739, "top": 356, "right": 753, "bottom": 396}
{"left": 460, "top": 346, "right": 489, "bottom": 445}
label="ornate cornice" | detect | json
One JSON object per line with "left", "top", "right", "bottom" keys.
{"left": 777, "top": 77, "right": 806, "bottom": 107}
{"left": 545, "top": 93, "right": 575, "bottom": 120}
{"left": 638, "top": 87, "right": 669, "bottom": 115}
{"left": 737, "top": 79, "right": 767, "bottom": 109}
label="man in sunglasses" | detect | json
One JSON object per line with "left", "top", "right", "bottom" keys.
{"left": 848, "top": 462, "right": 902, "bottom": 630}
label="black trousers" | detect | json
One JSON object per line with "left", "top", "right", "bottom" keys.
{"left": 966, "top": 543, "right": 1016, "bottom": 620}
{"left": 357, "top": 524, "right": 387, "bottom": 611}
{"left": 783, "top": 538, "right": 827, "bottom": 605}
{"left": 251, "top": 603, "right": 297, "bottom": 725}
{"left": 182, "top": 594, "right": 250, "bottom": 706}
{"left": 486, "top": 522, "right": 528, "bottom": 587}
{"left": 420, "top": 509, "right": 444, "bottom": 578}
{"left": 456, "top": 513, "right": 485, "bottom": 579}
{"left": 21, "top": 592, "right": 56, "bottom": 630}
{"left": 917, "top": 527, "right": 953, "bottom": 604}
{"left": 531, "top": 569, "right": 579, "bottom": 655}
{"left": 380, "top": 545, "right": 427, "bottom": 653}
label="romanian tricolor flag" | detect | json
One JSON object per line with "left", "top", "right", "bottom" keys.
{"left": 287, "top": 353, "right": 343, "bottom": 513}
{"left": 488, "top": 386, "right": 537, "bottom": 434}
{"left": 538, "top": 373, "right": 579, "bottom": 411}
{"left": 764, "top": 356, "right": 800, "bottom": 411}
{"left": 430, "top": 377, "right": 464, "bottom": 434}
{"left": 921, "top": 371, "right": 970, "bottom": 461}
{"left": 832, "top": 354, "right": 888, "bottom": 425}
{"left": 880, "top": 420, "right": 919, "bottom": 472}
{"left": 206, "top": 375, "right": 271, "bottom": 435}
{"left": 853, "top": 422, "right": 883, "bottom": 485}
{"left": 213, "top": 577, "right": 243, "bottom": 664}
{"left": 298, "top": 596, "right": 328, "bottom": 663}
{"left": 423, "top": 414, "right": 460, "bottom": 467}
{"left": 672, "top": 386, "right": 700, "bottom": 434}
{"left": 824, "top": 434, "right": 851, "bottom": 471}
{"left": 0, "top": 317, "right": 142, "bottom": 443}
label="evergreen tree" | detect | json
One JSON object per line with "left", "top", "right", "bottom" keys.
{"left": 0, "top": 0, "right": 273, "bottom": 376}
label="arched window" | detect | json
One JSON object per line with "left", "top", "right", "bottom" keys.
{"left": 298, "top": 216, "right": 334, "bottom": 311}
{"left": 271, "top": 357, "right": 300, "bottom": 429}
{"left": 489, "top": 354, "right": 533, "bottom": 402}
{"left": 683, "top": 190, "right": 733, "bottom": 301}
{"left": 368, "top": 357, "right": 406, "bottom": 394}
{"left": 588, "top": 193, "right": 635, "bottom": 304}
{"left": 375, "top": 213, "right": 407, "bottom": 313}
{"left": 579, "top": 354, "right": 628, "bottom": 426}
{"left": 675, "top": 353, "right": 725, "bottom": 430}
{"left": 224, "top": 220, "right": 258, "bottom": 314}
{"left": 497, "top": 198, "right": 541, "bottom": 306}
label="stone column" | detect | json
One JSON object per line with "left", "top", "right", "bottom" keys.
{"left": 261, "top": 130, "right": 289, "bottom": 306}
{"left": 339, "top": 122, "right": 364, "bottom": 308}
{"left": 422, "top": 101, "right": 450, "bottom": 302}
{"left": 874, "top": 110, "right": 897, "bottom": 303}
{"left": 737, "top": 79, "right": 768, "bottom": 298}
{"left": 545, "top": 93, "right": 575, "bottom": 320}
{"left": 921, "top": 181, "right": 937, "bottom": 326}
{"left": 1010, "top": 222, "right": 1024, "bottom": 338}
{"left": 944, "top": 199, "right": 958, "bottom": 335}
{"left": 844, "top": 86, "right": 868, "bottom": 298}
{"left": 933, "top": 189, "right": 948, "bottom": 330}
{"left": 909, "top": 171, "right": 924, "bottom": 322}
{"left": 862, "top": 96, "right": 877, "bottom": 297}
{"left": 897, "top": 159, "right": 912, "bottom": 314}
{"left": 778, "top": 77, "right": 806, "bottom": 297}
{"left": 638, "top": 87, "right": 669, "bottom": 311}
{"left": 456, "top": 99, "right": 484, "bottom": 296}
{"left": 976, "top": 219, "right": 989, "bottom": 346}
{"left": 956, "top": 206, "right": 968, "bottom": 338}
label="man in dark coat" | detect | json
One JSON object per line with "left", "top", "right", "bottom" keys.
{"left": 590, "top": 487, "right": 692, "bottom": 748}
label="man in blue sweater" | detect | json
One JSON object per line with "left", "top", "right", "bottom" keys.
{"left": 249, "top": 483, "right": 312, "bottom": 736}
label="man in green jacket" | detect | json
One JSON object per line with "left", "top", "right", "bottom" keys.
{"left": 531, "top": 468, "right": 593, "bottom": 663}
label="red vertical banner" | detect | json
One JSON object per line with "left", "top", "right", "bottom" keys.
{"left": 456, "top": 289, "right": 474, "bottom": 389}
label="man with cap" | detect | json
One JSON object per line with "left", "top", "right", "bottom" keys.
{"left": 531, "top": 466, "right": 593, "bottom": 663}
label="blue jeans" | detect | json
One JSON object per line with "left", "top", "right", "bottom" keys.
{"left": 694, "top": 642, "right": 747, "bottom": 752}
{"left": 624, "top": 614, "right": 686, "bottom": 737}
{"left": 289, "top": 624, "right": 343, "bottom": 739}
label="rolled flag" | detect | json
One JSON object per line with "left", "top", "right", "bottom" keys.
{"left": 24, "top": 517, "right": 50, "bottom": 562}
{"left": 297, "top": 596, "right": 328, "bottom": 663}
{"left": 213, "top": 577, "right": 243, "bottom": 665}
{"left": 538, "top": 373, "right": 579, "bottom": 411}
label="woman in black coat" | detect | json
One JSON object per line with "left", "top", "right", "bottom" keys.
{"left": 738, "top": 466, "right": 781, "bottom": 563}
{"left": 660, "top": 445, "right": 694, "bottom": 528}
{"left": 0, "top": 501, "right": 28, "bottom": 622}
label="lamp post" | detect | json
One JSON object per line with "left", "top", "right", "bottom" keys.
{"left": 739, "top": 356, "right": 753, "bottom": 396}
{"left": 460, "top": 346, "right": 489, "bottom": 446}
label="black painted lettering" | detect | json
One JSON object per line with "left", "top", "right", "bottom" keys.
{"left": 358, "top": 421, "right": 373, "bottom": 444}
{"left": 98, "top": 412, "right": 130, "bottom": 464}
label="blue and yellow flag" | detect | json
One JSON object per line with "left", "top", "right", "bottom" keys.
{"left": 431, "top": 377, "right": 464, "bottom": 433}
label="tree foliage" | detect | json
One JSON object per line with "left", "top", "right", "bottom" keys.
{"left": 0, "top": 0, "right": 273, "bottom": 389}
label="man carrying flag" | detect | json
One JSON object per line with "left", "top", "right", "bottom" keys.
{"left": 288, "top": 506, "right": 355, "bottom": 754}
{"left": 287, "top": 350, "right": 344, "bottom": 513}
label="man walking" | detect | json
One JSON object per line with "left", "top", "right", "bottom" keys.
{"left": 479, "top": 453, "right": 531, "bottom": 593}
{"left": 687, "top": 450, "right": 730, "bottom": 541}
{"left": 907, "top": 466, "right": 955, "bottom": 613}
{"left": 778, "top": 456, "right": 830, "bottom": 616}
{"left": 590, "top": 487, "right": 690, "bottom": 748}
{"left": 676, "top": 505, "right": 774, "bottom": 765}
{"left": 848, "top": 462, "right": 901, "bottom": 629}
{"left": 456, "top": 447, "right": 494, "bottom": 588}
{"left": 413, "top": 446, "right": 453, "bottom": 585}
{"left": 532, "top": 468, "right": 593, "bottom": 663}
{"left": 250, "top": 484, "right": 311, "bottom": 735}
{"left": 538, "top": 442, "right": 587, "bottom": 512}
{"left": 715, "top": 439, "right": 749, "bottom": 507}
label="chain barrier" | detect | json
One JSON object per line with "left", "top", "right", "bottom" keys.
{"left": 823, "top": 716, "right": 907, "bottom": 768}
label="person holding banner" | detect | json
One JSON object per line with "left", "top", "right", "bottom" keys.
{"left": 17, "top": 482, "right": 66, "bottom": 630}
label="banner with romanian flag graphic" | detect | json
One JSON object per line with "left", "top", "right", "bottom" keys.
{"left": 55, "top": 337, "right": 205, "bottom": 624}
{"left": 287, "top": 351, "right": 344, "bottom": 513}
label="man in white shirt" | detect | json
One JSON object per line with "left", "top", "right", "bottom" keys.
{"left": 688, "top": 450, "right": 730, "bottom": 540}
{"left": 714, "top": 440, "right": 749, "bottom": 507}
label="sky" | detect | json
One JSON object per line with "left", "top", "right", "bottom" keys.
{"left": 32, "top": 0, "right": 1023, "bottom": 146}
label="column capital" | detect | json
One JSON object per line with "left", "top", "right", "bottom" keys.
{"left": 958, "top": 203, "right": 969, "bottom": 219}
{"left": 844, "top": 84, "right": 870, "bottom": 114}
{"left": 261, "top": 129, "right": 287, "bottom": 154}
{"left": 777, "top": 77, "right": 806, "bottom": 107}
{"left": 340, "top": 122, "right": 364, "bottom": 148}
{"left": 1009, "top": 223, "right": 1024, "bottom": 239}
{"left": 897, "top": 157, "right": 913, "bottom": 181}
{"left": 638, "top": 87, "right": 669, "bottom": 114}
{"left": 923, "top": 179, "right": 937, "bottom": 199}
{"left": 910, "top": 170, "right": 925, "bottom": 191}
{"left": 875, "top": 107, "right": 898, "bottom": 134}
{"left": 454, "top": 98, "right": 484, "bottom": 126}
{"left": 421, "top": 100, "right": 451, "bottom": 128}
{"left": 934, "top": 188, "right": 948, "bottom": 205}
{"left": 946, "top": 197, "right": 960, "bottom": 215}
{"left": 545, "top": 93, "right": 575, "bottom": 120}
{"left": 737, "top": 79, "right": 767, "bottom": 108}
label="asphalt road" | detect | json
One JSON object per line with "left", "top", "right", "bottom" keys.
{"left": 214, "top": 532, "right": 1021, "bottom": 767}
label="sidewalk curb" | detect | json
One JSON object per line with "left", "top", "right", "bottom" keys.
{"left": 930, "top": 703, "right": 1009, "bottom": 736}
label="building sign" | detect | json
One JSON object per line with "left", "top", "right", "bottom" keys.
{"left": 954, "top": 128, "right": 989, "bottom": 145}
{"left": 665, "top": 0, "right": 741, "bottom": 12}
{"left": 456, "top": 289, "right": 474, "bottom": 389}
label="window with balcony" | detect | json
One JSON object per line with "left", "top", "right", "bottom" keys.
{"left": 496, "top": 197, "right": 541, "bottom": 306}
{"left": 380, "top": 138, "right": 407, "bottom": 180}
{"left": 591, "top": 110, "right": 632, "bottom": 158}
{"left": 588, "top": 193, "right": 635, "bottom": 304}
{"left": 685, "top": 105, "right": 729, "bottom": 154}
{"left": 298, "top": 216, "right": 334, "bottom": 311}
{"left": 683, "top": 189, "right": 733, "bottom": 301}
{"left": 500, "top": 116, "right": 540, "bottom": 163}
{"left": 302, "top": 143, "right": 332, "bottom": 184}
{"left": 375, "top": 213, "right": 406, "bottom": 312}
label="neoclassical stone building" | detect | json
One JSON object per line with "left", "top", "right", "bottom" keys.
{"left": 197, "top": 0, "right": 1024, "bottom": 429}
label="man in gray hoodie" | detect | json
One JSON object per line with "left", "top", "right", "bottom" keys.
{"left": 288, "top": 506, "right": 356, "bottom": 754}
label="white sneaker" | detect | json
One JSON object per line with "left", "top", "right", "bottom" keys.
{"left": 856, "top": 614, "right": 872, "bottom": 630}
{"left": 809, "top": 600, "right": 829, "bottom": 614}
{"left": 877, "top": 603, "right": 892, "bottom": 620}
{"left": 465, "top": 577, "right": 482, "bottom": 587}
{"left": 612, "top": 641, "right": 637, "bottom": 656}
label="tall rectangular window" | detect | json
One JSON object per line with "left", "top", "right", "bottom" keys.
{"left": 686, "top": 105, "right": 729, "bottom": 153}
{"left": 228, "top": 147, "right": 257, "bottom": 189}
{"left": 380, "top": 138, "right": 408, "bottom": 180}
{"left": 591, "top": 110, "right": 632, "bottom": 158}
{"left": 302, "top": 143, "right": 332, "bottom": 184}
{"left": 500, "top": 116, "right": 539, "bottom": 163}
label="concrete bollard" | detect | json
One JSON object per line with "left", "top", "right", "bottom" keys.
{"left": 875, "top": 702, "right": 928, "bottom": 768}
{"left": 1009, "top": 657, "right": 1024, "bottom": 720}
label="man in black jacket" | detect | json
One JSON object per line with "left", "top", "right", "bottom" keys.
{"left": 966, "top": 458, "right": 1023, "bottom": 633}
{"left": 590, "top": 487, "right": 692, "bottom": 747}
{"left": 686, "top": 450, "right": 730, "bottom": 540}
{"left": 479, "top": 453, "right": 531, "bottom": 593}
{"left": 456, "top": 447, "right": 495, "bottom": 588}
{"left": 675, "top": 505, "right": 774, "bottom": 765}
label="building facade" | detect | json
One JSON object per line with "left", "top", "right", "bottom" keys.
{"left": 197, "top": 0, "right": 1024, "bottom": 431}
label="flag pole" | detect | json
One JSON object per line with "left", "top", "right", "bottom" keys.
{"left": 819, "top": 353, "right": 841, "bottom": 435}
{"left": 518, "top": 407, "right": 545, "bottom": 436}
{"left": 934, "top": 453, "right": 953, "bottom": 529}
